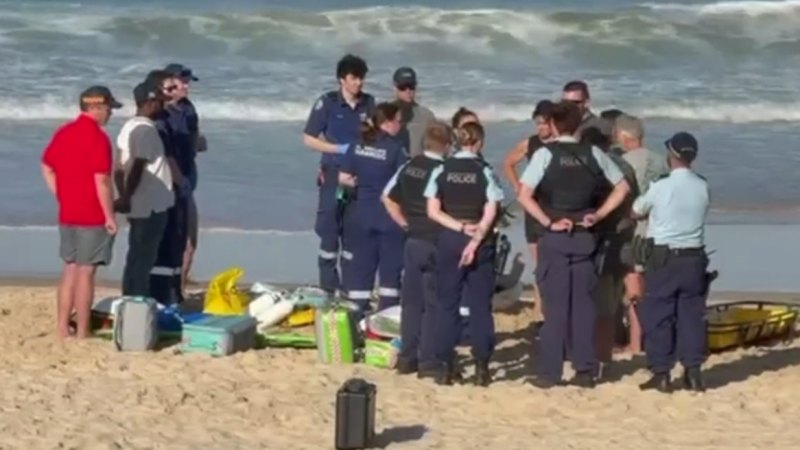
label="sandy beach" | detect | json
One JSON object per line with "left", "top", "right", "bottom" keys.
{"left": 2, "top": 283, "right": 800, "bottom": 449}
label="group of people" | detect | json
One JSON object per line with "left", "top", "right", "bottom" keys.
{"left": 40, "top": 63, "right": 205, "bottom": 340}
{"left": 303, "top": 55, "right": 712, "bottom": 392}
{"left": 39, "top": 52, "right": 711, "bottom": 393}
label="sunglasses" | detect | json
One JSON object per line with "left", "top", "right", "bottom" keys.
{"left": 564, "top": 99, "right": 585, "bottom": 105}
{"left": 396, "top": 84, "right": 416, "bottom": 92}
{"left": 162, "top": 85, "right": 178, "bottom": 92}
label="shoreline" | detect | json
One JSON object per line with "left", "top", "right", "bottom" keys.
{"left": 4, "top": 275, "right": 799, "bottom": 307}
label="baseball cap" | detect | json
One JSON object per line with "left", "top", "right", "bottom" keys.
{"left": 80, "top": 85, "right": 123, "bottom": 109}
{"left": 164, "top": 63, "right": 199, "bottom": 81}
{"left": 133, "top": 81, "right": 165, "bottom": 105}
{"left": 664, "top": 131, "right": 698, "bottom": 162}
{"left": 393, "top": 67, "right": 417, "bottom": 88}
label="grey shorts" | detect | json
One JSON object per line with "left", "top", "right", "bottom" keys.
{"left": 59, "top": 226, "right": 114, "bottom": 266}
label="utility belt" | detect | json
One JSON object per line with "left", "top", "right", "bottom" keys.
{"left": 641, "top": 240, "right": 708, "bottom": 272}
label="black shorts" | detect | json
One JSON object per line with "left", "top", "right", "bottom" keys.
{"left": 524, "top": 214, "right": 545, "bottom": 244}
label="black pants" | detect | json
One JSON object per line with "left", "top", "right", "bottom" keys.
{"left": 150, "top": 196, "right": 188, "bottom": 304}
{"left": 122, "top": 211, "right": 168, "bottom": 297}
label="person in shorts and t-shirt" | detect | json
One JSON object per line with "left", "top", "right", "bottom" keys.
{"left": 115, "top": 81, "right": 174, "bottom": 298}
{"left": 40, "top": 85, "right": 121, "bottom": 339}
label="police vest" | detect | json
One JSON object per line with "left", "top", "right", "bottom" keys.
{"left": 437, "top": 158, "right": 489, "bottom": 222}
{"left": 400, "top": 155, "right": 442, "bottom": 241}
{"left": 537, "top": 142, "right": 606, "bottom": 221}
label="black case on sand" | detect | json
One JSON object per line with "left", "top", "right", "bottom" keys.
{"left": 335, "top": 378, "right": 376, "bottom": 450}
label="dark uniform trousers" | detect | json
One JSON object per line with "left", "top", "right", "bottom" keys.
{"left": 150, "top": 193, "right": 188, "bottom": 305}
{"left": 536, "top": 231, "right": 598, "bottom": 381}
{"left": 434, "top": 229, "right": 496, "bottom": 364}
{"left": 639, "top": 251, "right": 708, "bottom": 374}
{"left": 315, "top": 165, "right": 345, "bottom": 293}
{"left": 400, "top": 237, "right": 438, "bottom": 367}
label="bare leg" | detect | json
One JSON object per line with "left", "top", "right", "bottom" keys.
{"left": 626, "top": 304, "right": 643, "bottom": 354}
{"left": 73, "top": 264, "right": 97, "bottom": 339}
{"left": 182, "top": 195, "right": 198, "bottom": 295}
{"left": 57, "top": 263, "right": 78, "bottom": 339}
{"left": 623, "top": 272, "right": 644, "bottom": 354}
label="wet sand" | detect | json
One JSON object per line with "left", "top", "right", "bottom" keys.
{"left": 1, "top": 282, "right": 800, "bottom": 449}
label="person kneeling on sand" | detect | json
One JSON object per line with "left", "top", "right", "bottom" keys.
{"left": 40, "top": 86, "right": 121, "bottom": 338}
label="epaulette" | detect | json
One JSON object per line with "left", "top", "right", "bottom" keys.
{"left": 693, "top": 171, "right": 707, "bottom": 181}
{"left": 654, "top": 173, "right": 670, "bottom": 182}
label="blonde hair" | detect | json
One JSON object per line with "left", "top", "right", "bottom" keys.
{"left": 423, "top": 121, "right": 452, "bottom": 151}
{"left": 456, "top": 121, "right": 484, "bottom": 148}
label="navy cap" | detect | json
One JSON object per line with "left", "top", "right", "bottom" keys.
{"left": 164, "top": 63, "right": 199, "bottom": 81}
{"left": 133, "top": 81, "right": 164, "bottom": 105}
{"left": 393, "top": 67, "right": 417, "bottom": 87}
{"left": 80, "top": 85, "right": 122, "bottom": 109}
{"left": 665, "top": 131, "right": 698, "bottom": 162}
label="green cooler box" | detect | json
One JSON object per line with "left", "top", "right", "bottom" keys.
{"left": 180, "top": 314, "right": 257, "bottom": 356}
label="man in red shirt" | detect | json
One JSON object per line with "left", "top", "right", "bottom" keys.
{"left": 41, "top": 85, "right": 121, "bottom": 339}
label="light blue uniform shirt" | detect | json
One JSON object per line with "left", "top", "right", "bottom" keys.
{"left": 382, "top": 151, "right": 445, "bottom": 197}
{"left": 519, "top": 136, "right": 624, "bottom": 189}
{"left": 632, "top": 168, "right": 710, "bottom": 248}
{"left": 422, "top": 151, "right": 505, "bottom": 202}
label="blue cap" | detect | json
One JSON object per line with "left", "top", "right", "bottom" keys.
{"left": 665, "top": 131, "right": 698, "bottom": 162}
{"left": 393, "top": 67, "right": 417, "bottom": 88}
{"left": 164, "top": 63, "right": 198, "bottom": 81}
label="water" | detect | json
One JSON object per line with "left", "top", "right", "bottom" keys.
{"left": 2, "top": 0, "right": 800, "bottom": 234}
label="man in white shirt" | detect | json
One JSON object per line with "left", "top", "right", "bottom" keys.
{"left": 114, "top": 81, "right": 174, "bottom": 297}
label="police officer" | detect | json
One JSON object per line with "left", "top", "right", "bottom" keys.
{"left": 517, "top": 101, "right": 630, "bottom": 389}
{"left": 424, "top": 122, "right": 505, "bottom": 387}
{"left": 303, "top": 54, "right": 376, "bottom": 297}
{"left": 144, "top": 69, "right": 189, "bottom": 304}
{"left": 338, "top": 103, "right": 408, "bottom": 312}
{"left": 382, "top": 121, "right": 452, "bottom": 377}
{"left": 632, "top": 132, "right": 710, "bottom": 393}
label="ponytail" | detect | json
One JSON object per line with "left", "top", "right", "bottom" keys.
{"left": 451, "top": 106, "right": 478, "bottom": 129}
{"left": 361, "top": 102, "right": 400, "bottom": 146}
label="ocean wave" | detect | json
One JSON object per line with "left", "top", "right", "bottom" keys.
{"left": 1, "top": 5, "right": 799, "bottom": 59}
{"left": 641, "top": 0, "right": 800, "bottom": 16}
{"left": 2, "top": 96, "right": 800, "bottom": 124}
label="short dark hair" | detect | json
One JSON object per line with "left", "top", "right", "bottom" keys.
{"left": 562, "top": 80, "right": 590, "bottom": 100}
{"left": 336, "top": 54, "right": 368, "bottom": 80}
{"left": 145, "top": 69, "right": 173, "bottom": 87}
{"left": 550, "top": 101, "right": 583, "bottom": 135}
{"left": 581, "top": 127, "right": 610, "bottom": 152}
{"left": 451, "top": 107, "right": 478, "bottom": 129}
{"left": 532, "top": 100, "right": 556, "bottom": 120}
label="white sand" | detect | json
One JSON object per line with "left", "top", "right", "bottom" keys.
{"left": 2, "top": 286, "right": 800, "bottom": 449}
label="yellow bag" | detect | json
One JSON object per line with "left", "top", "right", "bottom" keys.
{"left": 286, "top": 308, "right": 315, "bottom": 327}
{"left": 203, "top": 267, "right": 249, "bottom": 315}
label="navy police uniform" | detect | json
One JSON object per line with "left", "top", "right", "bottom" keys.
{"left": 633, "top": 132, "right": 710, "bottom": 392}
{"left": 519, "top": 136, "right": 624, "bottom": 384}
{"left": 384, "top": 151, "right": 445, "bottom": 371}
{"left": 150, "top": 109, "right": 189, "bottom": 304}
{"left": 339, "top": 132, "right": 407, "bottom": 311}
{"left": 304, "top": 90, "right": 375, "bottom": 294}
{"left": 423, "top": 151, "right": 505, "bottom": 376}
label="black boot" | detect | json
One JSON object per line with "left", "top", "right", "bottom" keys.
{"left": 529, "top": 376, "right": 565, "bottom": 390}
{"left": 682, "top": 367, "right": 706, "bottom": 392}
{"left": 474, "top": 359, "right": 492, "bottom": 387}
{"left": 639, "top": 373, "right": 672, "bottom": 393}
{"left": 434, "top": 361, "right": 462, "bottom": 386}
{"left": 395, "top": 358, "right": 418, "bottom": 376}
{"left": 571, "top": 371, "right": 596, "bottom": 389}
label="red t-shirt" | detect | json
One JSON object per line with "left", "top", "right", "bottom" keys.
{"left": 41, "top": 114, "right": 112, "bottom": 226}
